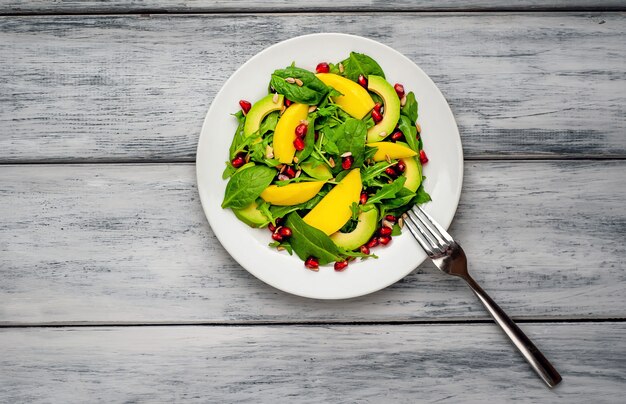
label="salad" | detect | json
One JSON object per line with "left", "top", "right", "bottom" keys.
{"left": 221, "top": 52, "right": 430, "bottom": 271}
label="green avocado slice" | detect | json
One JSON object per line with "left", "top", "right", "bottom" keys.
{"left": 401, "top": 156, "right": 422, "bottom": 192}
{"left": 243, "top": 94, "right": 284, "bottom": 137}
{"left": 330, "top": 208, "right": 378, "bottom": 251}
{"left": 366, "top": 75, "right": 401, "bottom": 143}
{"left": 233, "top": 201, "right": 269, "bottom": 228}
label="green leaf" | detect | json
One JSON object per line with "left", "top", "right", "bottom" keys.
{"left": 257, "top": 199, "right": 276, "bottom": 225}
{"left": 326, "top": 118, "right": 367, "bottom": 167}
{"left": 415, "top": 182, "right": 432, "bottom": 204}
{"left": 270, "top": 66, "right": 329, "bottom": 105}
{"left": 222, "top": 163, "right": 237, "bottom": 179}
{"left": 222, "top": 165, "right": 276, "bottom": 209}
{"left": 361, "top": 161, "right": 393, "bottom": 185}
{"left": 381, "top": 187, "right": 415, "bottom": 209}
{"left": 228, "top": 111, "right": 247, "bottom": 159}
{"left": 398, "top": 115, "right": 419, "bottom": 153}
{"left": 269, "top": 193, "right": 325, "bottom": 218}
{"left": 259, "top": 111, "right": 279, "bottom": 136}
{"left": 285, "top": 213, "right": 343, "bottom": 265}
{"left": 401, "top": 91, "right": 418, "bottom": 122}
{"left": 391, "top": 224, "right": 402, "bottom": 236}
{"left": 340, "top": 52, "right": 385, "bottom": 82}
{"left": 366, "top": 176, "right": 407, "bottom": 205}
{"left": 296, "top": 117, "right": 316, "bottom": 162}
{"left": 269, "top": 240, "right": 293, "bottom": 255}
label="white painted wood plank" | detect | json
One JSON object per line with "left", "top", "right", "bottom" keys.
{"left": 0, "top": 13, "right": 624, "bottom": 162}
{"left": 1, "top": 323, "right": 624, "bottom": 403}
{"left": 2, "top": 1, "right": 624, "bottom": 13}
{"left": 1, "top": 161, "right": 624, "bottom": 324}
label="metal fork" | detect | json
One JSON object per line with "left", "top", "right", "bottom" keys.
{"left": 402, "top": 205, "right": 562, "bottom": 388}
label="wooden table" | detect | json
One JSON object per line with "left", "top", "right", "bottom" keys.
{"left": 1, "top": 1, "right": 625, "bottom": 402}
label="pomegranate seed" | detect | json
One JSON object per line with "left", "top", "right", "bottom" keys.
{"left": 390, "top": 131, "right": 404, "bottom": 142}
{"left": 271, "top": 232, "right": 283, "bottom": 242}
{"left": 285, "top": 99, "right": 293, "bottom": 107}
{"left": 295, "top": 123, "right": 308, "bottom": 138}
{"left": 284, "top": 166, "right": 296, "bottom": 178}
{"left": 379, "top": 235, "right": 392, "bottom": 245}
{"left": 278, "top": 226, "right": 292, "bottom": 238}
{"left": 360, "top": 245, "right": 370, "bottom": 255}
{"left": 393, "top": 83, "right": 405, "bottom": 98}
{"left": 373, "top": 102, "right": 382, "bottom": 112}
{"left": 379, "top": 226, "right": 392, "bottom": 237}
{"left": 385, "top": 167, "right": 397, "bottom": 178}
{"left": 396, "top": 160, "right": 406, "bottom": 173}
{"left": 371, "top": 109, "right": 383, "bottom": 123}
{"left": 275, "top": 217, "right": 284, "bottom": 226}
{"left": 359, "top": 192, "right": 368, "bottom": 205}
{"left": 316, "top": 62, "right": 330, "bottom": 73}
{"left": 268, "top": 222, "right": 277, "bottom": 232}
{"left": 366, "top": 237, "right": 379, "bottom": 248}
{"left": 305, "top": 256, "right": 319, "bottom": 270}
{"left": 231, "top": 155, "right": 245, "bottom": 168}
{"left": 239, "top": 100, "right": 252, "bottom": 114}
{"left": 293, "top": 137, "right": 305, "bottom": 151}
{"left": 358, "top": 74, "right": 367, "bottom": 88}
{"left": 334, "top": 260, "right": 349, "bottom": 271}
{"left": 419, "top": 150, "right": 429, "bottom": 164}
{"left": 385, "top": 215, "right": 397, "bottom": 223}
{"left": 342, "top": 155, "right": 354, "bottom": 170}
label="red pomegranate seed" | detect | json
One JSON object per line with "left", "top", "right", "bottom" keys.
{"left": 342, "top": 155, "right": 354, "bottom": 170}
{"left": 385, "top": 167, "right": 397, "bottom": 177}
{"left": 295, "top": 123, "right": 308, "bottom": 138}
{"left": 396, "top": 160, "right": 406, "bottom": 173}
{"left": 419, "top": 150, "right": 429, "bottom": 164}
{"left": 293, "top": 137, "right": 305, "bottom": 151}
{"left": 360, "top": 245, "right": 370, "bottom": 255}
{"left": 385, "top": 215, "right": 397, "bottom": 223}
{"left": 239, "top": 100, "right": 252, "bottom": 114}
{"left": 305, "top": 256, "right": 319, "bottom": 270}
{"left": 371, "top": 109, "right": 383, "bottom": 123}
{"left": 359, "top": 192, "right": 368, "bottom": 205}
{"left": 373, "top": 102, "right": 382, "bottom": 112}
{"left": 271, "top": 232, "right": 283, "bottom": 242}
{"left": 284, "top": 166, "right": 296, "bottom": 178}
{"left": 366, "top": 237, "right": 379, "bottom": 248}
{"left": 358, "top": 74, "right": 367, "bottom": 88}
{"left": 275, "top": 217, "right": 284, "bottom": 226}
{"left": 231, "top": 155, "right": 245, "bottom": 168}
{"left": 334, "top": 260, "right": 349, "bottom": 271}
{"left": 393, "top": 83, "right": 405, "bottom": 98}
{"left": 379, "top": 235, "right": 392, "bottom": 245}
{"left": 379, "top": 226, "right": 392, "bottom": 237}
{"left": 316, "top": 62, "right": 330, "bottom": 74}
{"left": 390, "top": 131, "right": 404, "bottom": 142}
{"left": 285, "top": 99, "right": 293, "bottom": 107}
{"left": 268, "top": 222, "right": 277, "bottom": 232}
{"left": 278, "top": 226, "right": 292, "bottom": 238}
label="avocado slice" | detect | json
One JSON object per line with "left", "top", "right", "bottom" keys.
{"left": 366, "top": 76, "right": 401, "bottom": 143}
{"left": 243, "top": 94, "right": 284, "bottom": 137}
{"left": 401, "top": 156, "right": 422, "bottom": 192}
{"left": 300, "top": 160, "right": 333, "bottom": 180}
{"left": 330, "top": 208, "right": 378, "bottom": 251}
{"left": 233, "top": 201, "right": 269, "bottom": 228}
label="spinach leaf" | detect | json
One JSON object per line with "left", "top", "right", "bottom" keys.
{"left": 222, "top": 163, "right": 237, "bottom": 180}
{"left": 326, "top": 118, "right": 367, "bottom": 167}
{"left": 414, "top": 182, "right": 432, "bottom": 204}
{"left": 270, "top": 66, "right": 329, "bottom": 105}
{"left": 398, "top": 115, "right": 419, "bottom": 153}
{"left": 340, "top": 52, "right": 385, "bottom": 82}
{"left": 222, "top": 165, "right": 276, "bottom": 209}
{"left": 285, "top": 213, "right": 343, "bottom": 265}
{"left": 228, "top": 111, "right": 247, "bottom": 159}
{"left": 259, "top": 111, "right": 279, "bottom": 136}
{"left": 366, "top": 176, "right": 406, "bottom": 205}
{"left": 401, "top": 91, "right": 418, "bottom": 123}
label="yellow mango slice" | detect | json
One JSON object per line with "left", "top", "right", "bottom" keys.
{"left": 304, "top": 169, "right": 362, "bottom": 235}
{"left": 316, "top": 73, "right": 375, "bottom": 119}
{"left": 367, "top": 142, "right": 417, "bottom": 162}
{"left": 260, "top": 181, "right": 326, "bottom": 206}
{"left": 273, "top": 103, "right": 309, "bottom": 164}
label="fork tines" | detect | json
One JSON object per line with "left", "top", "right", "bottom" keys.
{"left": 403, "top": 206, "right": 453, "bottom": 257}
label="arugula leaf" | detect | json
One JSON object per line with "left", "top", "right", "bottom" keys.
{"left": 398, "top": 115, "right": 419, "bottom": 153}
{"left": 269, "top": 240, "right": 293, "bottom": 255}
{"left": 222, "top": 165, "right": 276, "bottom": 209}
{"left": 361, "top": 161, "right": 393, "bottom": 185}
{"left": 401, "top": 91, "right": 418, "bottom": 122}
{"left": 415, "top": 182, "right": 432, "bottom": 204}
{"left": 326, "top": 118, "right": 367, "bottom": 167}
{"left": 366, "top": 176, "right": 407, "bottom": 205}
{"left": 391, "top": 224, "right": 402, "bottom": 236}
{"left": 222, "top": 163, "right": 237, "bottom": 180}
{"left": 257, "top": 199, "right": 276, "bottom": 225}
{"left": 269, "top": 193, "right": 324, "bottom": 218}
{"left": 285, "top": 213, "right": 343, "bottom": 265}
{"left": 340, "top": 52, "right": 385, "bottom": 82}
{"left": 259, "top": 111, "right": 279, "bottom": 136}
{"left": 270, "top": 66, "right": 329, "bottom": 105}
{"left": 381, "top": 187, "right": 415, "bottom": 209}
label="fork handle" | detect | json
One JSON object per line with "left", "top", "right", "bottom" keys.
{"left": 463, "top": 275, "right": 562, "bottom": 388}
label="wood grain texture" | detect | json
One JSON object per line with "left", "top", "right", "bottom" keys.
{"left": 0, "top": 13, "right": 624, "bottom": 162}
{"left": 1, "top": 323, "right": 625, "bottom": 403}
{"left": 1, "top": 161, "right": 624, "bottom": 324}
{"left": 2, "top": 0, "right": 625, "bottom": 13}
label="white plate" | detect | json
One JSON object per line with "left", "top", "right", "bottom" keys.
{"left": 196, "top": 33, "right": 463, "bottom": 300}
